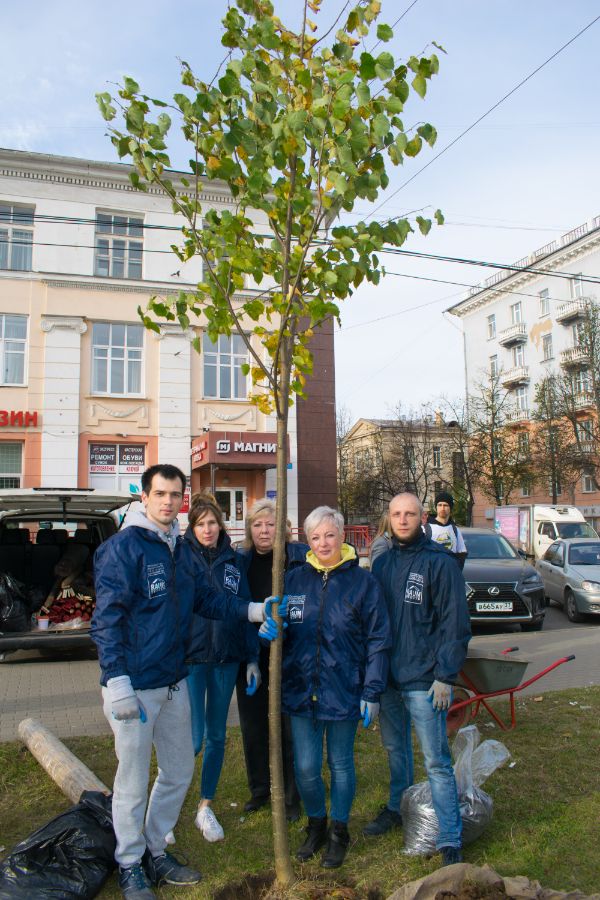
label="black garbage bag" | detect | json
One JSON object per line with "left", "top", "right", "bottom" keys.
{"left": 0, "top": 574, "right": 29, "bottom": 632}
{"left": 0, "top": 791, "right": 116, "bottom": 899}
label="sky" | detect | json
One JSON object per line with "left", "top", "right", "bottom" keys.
{"left": 2, "top": 1, "right": 599, "bottom": 425}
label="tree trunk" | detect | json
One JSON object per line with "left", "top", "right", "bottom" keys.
{"left": 268, "top": 349, "right": 295, "bottom": 887}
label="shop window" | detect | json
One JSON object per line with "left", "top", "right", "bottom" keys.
{"left": 94, "top": 211, "right": 143, "bottom": 279}
{"left": 203, "top": 332, "right": 248, "bottom": 400}
{"left": 0, "top": 442, "right": 22, "bottom": 488}
{"left": 88, "top": 442, "right": 146, "bottom": 493}
{"left": 0, "top": 314, "right": 27, "bottom": 385}
{"left": 0, "top": 204, "right": 34, "bottom": 271}
{"left": 92, "top": 323, "right": 143, "bottom": 395}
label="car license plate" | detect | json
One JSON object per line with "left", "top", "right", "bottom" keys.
{"left": 475, "top": 601, "right": 513, "bottom": 612}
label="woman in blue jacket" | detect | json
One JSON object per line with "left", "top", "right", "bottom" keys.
{"left": 185, "top": 492, "right": 260, "bottom": 843}
{"left": 283, "top": 506, "right": 391, "bottom": 869}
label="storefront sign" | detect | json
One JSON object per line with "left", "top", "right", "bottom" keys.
{"left": 118, "top": 444, "right": 145, "bottom": 473}
{"left": 191, "top": 441, "right": 207, "bottom": 468}
{"left": 191, "top": 431, "right": 284, "bottom": 469}
{"left": 90, "top": 443, "right": 146, "bottom": 474}
{"left": 89, "top": 444, "right": 117, "bottom": 473}
{"left": 0, "top": 410, "right": 38, "bottom": 427}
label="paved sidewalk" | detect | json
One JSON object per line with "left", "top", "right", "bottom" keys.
{"left": 1, "top": 626, "right": 599, "bottom": 743}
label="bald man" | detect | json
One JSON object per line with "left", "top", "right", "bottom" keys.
{"left": 365, "top": 493, "right": 471, "bottom": 867}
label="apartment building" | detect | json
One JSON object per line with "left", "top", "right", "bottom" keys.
{"left": 448, "top": 216, "right": 600, "bottom": 526}
{"left": 0, "top": 149, "right": 336, "bottom": 528}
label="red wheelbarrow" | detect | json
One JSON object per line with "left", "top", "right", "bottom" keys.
{"left": 446, "top": 646, "right": 576, "bottom": 734}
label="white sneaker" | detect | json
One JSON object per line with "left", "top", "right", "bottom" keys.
{"left": 195, "top": 805, "right": 225, "bottom": 842}
{"left": 165, "top": 830, "right": 176, "bottom": 845}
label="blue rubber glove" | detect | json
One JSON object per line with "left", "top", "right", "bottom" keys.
{"left": 258, "top": 617, "right": 279, "bottom": 641}
{"left": 265, "top": 595, "right": 289, "bottom": 620}
{"left": 360, "top": 699, "right": 380, "bottom": 728}
{"left": 246, "top": 662, "right": 261, "bottom": 696}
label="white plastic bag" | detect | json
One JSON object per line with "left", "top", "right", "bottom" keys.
{"left": 401, "top": 724, "right": 510, "bottom": 855}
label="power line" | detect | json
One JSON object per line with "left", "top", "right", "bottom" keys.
{"left": 366, "top": 13, "right": 600, "bottom": 221}
{"left": 369, "top": 0, "right": 420, "bottom": 53}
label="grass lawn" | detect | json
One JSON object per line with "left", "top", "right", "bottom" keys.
{"left": 1, "top": 687, "right": 599, "bottom": 898}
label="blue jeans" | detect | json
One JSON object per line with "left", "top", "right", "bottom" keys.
{"left": 379, "top": 687, "right": 461, "bottom": 849}
{"left": 187, "top": 661, "right": 239, "bottom": 800}
{"left": 290, "top": 716, "right": 358, "bottom": 823}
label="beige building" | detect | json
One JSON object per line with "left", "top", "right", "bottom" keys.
{"left": 0, "top": 149, "right": 336, "bottom": 530}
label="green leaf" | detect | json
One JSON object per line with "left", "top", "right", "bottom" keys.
{"left": 126, "top": 102, "right": 146, "bottom": 134}
{"left": 376, "top": 23, "right": 394, "bottom": 42}
{"left": 359, "top": 53, "right": 376, "bottom": 80}
{"left": 375, "top": 52, "right": 394, "bottom": 80}
{"left": 416, "top": 216, "right": 432, "bottom": 235}
{"left": 123, "top": 76, "right": 140, "bottom": 95}
{"left": 356, "top": 82, "right": 370, "bottom": 106}
{"left": 404, "top": 135, "right": 422, "bottom": 157}
{"left": 412, "top": 74, "right": 426, "bottom": 99}
{"left": 434, "top": 208, "right": 445, "bottom": 225}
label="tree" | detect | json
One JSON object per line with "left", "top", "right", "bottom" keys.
{"left": 467, "top": 371, "right": 531, "bottom": 506}
{"left": 438, "top": 396, "right": 476, "bottom": 525}
{"left": 336, "top": 404, "right": 353, "bottom": 520}
{"left": 531, "top": 375, "right": 581, "bottom": 503}
{"left": 97, "top": 0, "right": 442, "bottom": 883}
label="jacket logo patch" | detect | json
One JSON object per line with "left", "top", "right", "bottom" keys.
{"left": 287, "top": 596, "right": 305, "bottom": 623}
{"left": 405, "top": 571, "right": 424, "bottom": 605}
{"left": 148, "top": 576, "right": 167, "bottom": 597}
{"left": 147, "top": 563, "right": 165, "bottom": 577}
{"left": 223, "top": 564, "right": 241, "bottom": 594}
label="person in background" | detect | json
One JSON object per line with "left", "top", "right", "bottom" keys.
{"left": 369, "top": 511, "right": 392, "bottom": 567}
{"left": 283, "top": 506, "right": 391, "bottom": 869}
{"left": 92, "top": 465, "right": 277, "bottom": 900}
{"left": 184, "top": 492, "right": 260, "bottom": 843}
{"left": 425, "top": 490, "right": 468, "bottom": 570}
{"left": 365, "top": 492, "right": 471, "bottom": 868}
{"left": 235, "top": 498, "right": 307, "bottom": 821}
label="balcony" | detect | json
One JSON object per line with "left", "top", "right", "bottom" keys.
{"left": 560, "top": 346, "right": 589, "bottom": 368}
{"left": 506, "top": 407, "right": 530, "bottom": 424}
{"left": 498, "top": 322, "right": 528, "bottom": 346}
{"left": 573, "top": 392, "right": 595, "bottom": 411}
{"left": 555, "top": 297, "right": 590, "bottom": 323}
{"left": 501, "top": 365, "right": 530, "bottom": 387}
{"left": 571, "top": 441, "right": 596, "bottom": 460}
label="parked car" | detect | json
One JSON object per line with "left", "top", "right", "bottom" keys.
{"left": 0, "top": 488, "right": 140, "bottom": 658}
{"left": 462, "top": 527, "right": 545, "bottom": 631}
{"left": 536, "top": 539, "right": 600, "bottom": 623}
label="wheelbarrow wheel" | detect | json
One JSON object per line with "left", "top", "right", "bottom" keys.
{"left": 446, "top": 688, "right": 471, "bottom": 736}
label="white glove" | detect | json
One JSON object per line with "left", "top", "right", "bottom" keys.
{"left": 107, "top": 675, "right": 141, "bottom": 721}
{"left": 427, "top": 680, "right": 452, "bottom": 710}
{"left": 246, "top": 662, "right": 261, "bottom": 695}
{"left": 360, "top": 699, "right": 380, "bottom": 727}
{"left": 248, "top": 601, "right": 266, "bottom": 623}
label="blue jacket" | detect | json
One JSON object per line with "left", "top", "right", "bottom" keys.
{"left": 91, "top": 525, "right": 250, "bottom": 690}
{"left": 281, "top": 546, "right": 391, "bottom": 721}
{"left": 184, "top": 528, "right": 259, "bottom": 665}
{"left": 371, "top": 531, "right": 471, "bottom": 690}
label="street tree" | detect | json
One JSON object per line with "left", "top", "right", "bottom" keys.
{"left": 532, "top": 374, "right": 581, "bottom": 503}
{"left": 438, "top": 396, "right": 476, "bottom": 525}
{"left": 97, "top": 0, "right": 443, "bottom": 882}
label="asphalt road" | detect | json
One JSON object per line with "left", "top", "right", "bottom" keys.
{"left": 1, "top": 605, "right": 599, "bottom": 743}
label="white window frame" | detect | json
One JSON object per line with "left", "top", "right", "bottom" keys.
{"left": 518, "top": 431, "right": 530, "bottom": 455}
{"left": 521, "top": 479, "right": 531, "bottom": 498}
{"left": 539, "top": 289, "right": 550, "bottom": 317}
{"left": 515, "top": 386, "right": 528, "bottom": 412}
{"left": 571, "top": 273, "right": 584, "bottom": 299}
{"left": 582, "top": 469, "right": 595, "bottom": 493}
{"left": 202, "top": 332, "right": 248, "bottom": 401}
{"left": 577, "top": 419, "right": 594, "bottom": 441}
{"left": 0, "top": 442, "right": 23, "bottom": 488}
{"left": 487, "top": 314, "right": 496, "bottom": 340}
{"left": 432, "top": 445, "right": 441, "bottom": 469}
{"left": 542, "top": 333, "right": 553, "bottom": 361}
{"left": 572, "top": 369, "right": 590, "bottom": 395}
{"left": 549, "top": 476, "right": 562, "bottom": 497}
{"left": 0, "top": 314, "right": 27, "bottom": 386}
{"left": 512, "top": 343, "right": 524, "bottom": 367}
{"left": 510, "top": 301, "right": 522, "bottom": 324}
{"left": 572, "top": 321, "right": 585, "bottom": 347}
{"left": 91, "top": 322, "right": 144, "bottom": 397}
{"left": 95, "top": 211, "right": 143, "bottom": 280}
{"left": 490, "top": 354, "right": 498, "bottom": 377}
{"left": 0, "top": 204, "right": 34, "bottom": 272}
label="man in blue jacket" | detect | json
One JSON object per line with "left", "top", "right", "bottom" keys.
{"left": 91, "top": 464, "right": 275, "bottom": 900}
{"left": 365, "top": 492, "right": 471, "bottom": 867}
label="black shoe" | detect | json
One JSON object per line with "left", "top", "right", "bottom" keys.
{"left": 320, "top": 820, "right": 350, "bottom": 869}
{"left": 145, "top": 851, "right": 202, "bottom": 886}
{"left": 296, "top": 816, "right": 328, "bottom": 861}
{"left": 440, "top": 846, "right": 463, "bottom": 866}
{"left": 118, "top": 862, "right": 155, "bottom": 899}
{"left": 244, "top": 795, "right": 270, "bottom": 813}
{"left": 286, "top": 802, "right": 301, "bottom": 823}
{"left": 362, "top": 805, "right": 402, "bottom": 836}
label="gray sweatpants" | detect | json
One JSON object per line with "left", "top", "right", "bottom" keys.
{"left": 102, "top": 679, "right": 195, "bottom": 868}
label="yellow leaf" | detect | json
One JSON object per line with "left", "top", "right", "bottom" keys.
{"left": 207, "top": 156, "right": 220, "bottom": 171}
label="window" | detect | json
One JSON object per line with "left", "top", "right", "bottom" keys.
{"left": 577, "top": 419, "right": 594, "bottom": 441}
{"left": 0, "top": 315, "right": 27, "bottom": 385}
{"left": 95, "top": 212, "right": 143, "bottom": 279}
{"left": 510, "top": 302, "right": 522, "bottom": 324}
{"left": 0, "top": 204, "right": 34, "bottom": 271}
{"left": 542, "top": 333, "right": 553, "bottom": 361}
{"left": 493, "top": 437, "right": 502, "bottom": 460}
{"left": 92, "top": 323, "right": 143, "bottom": 395}
{"left": 570, "top": 273, "right": 584, "bottom": 299}
{"left": 89, "top": 442, "right": 146, "bottom": 493}
{"left": 203, "top": 332, "right": 248, "bottom": 400}
{"left": 539, "top": 289, "right": 550, "bottom": 317}
{"left": 489, "top": 354, "right": 498, "bottom": 377}
{"left": 572, "top": 369, "right": 590, "bottom": 395}
{"left": 0, "top": 443, "right": 22, "bottom": 488}
{"left": 582, "top": 468, "right": 596, "bottom": 493}
{"left": 517, "top": 431, "right": 530, "bottom": 455}
{"left": 487, "top": 314, "right": 496, "bottom": 339}
{"left": 515, "top": 385, "right": 528, "bottom": 411}
{"left": 521, "top": 479, "right": 531, "bottom": 498}
{"left": 512, "top": 343, "right": 524, "bottom": 367}
{"left": 572, "top": 321, "right": 585, "bottom": 347}
{"left": 432, "top": 445, "right": 441, "bottom": 469}
{"left": 433, "top": 480, "right": 443, "bottom": 495}
{"left": 354, "top": 448, "right": 372, "bottom": 472}
{"left": 549, "top": 476, "right": 562, "bottom": 496}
